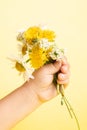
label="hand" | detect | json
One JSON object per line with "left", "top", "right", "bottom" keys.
{"left": 0, "top": 57, "right": 70, "bottom": 130}
{"left": 28, "top": 57, "right": 70, "bottom": 102}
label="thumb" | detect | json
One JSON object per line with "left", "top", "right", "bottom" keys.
{"left": 45, "top": 60, "right": 61, "bottom": 75}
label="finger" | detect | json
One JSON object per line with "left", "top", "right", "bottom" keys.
{"left": 58, "top": 72, "right": 70, "bottom": 81}
{"left": 61, "top": 56, "right": 68, "bottom": 65}
{"left": 57, "top": 79, "right": 69, "bottom": 88}
{"left": 60, "top": 56, "right": 70, "bottom": 74}
{"left": 44, "top": 60, "right": 62, "bottom": 74}
{"left": 61, "top": 64, "right": 70, "bottom": 74}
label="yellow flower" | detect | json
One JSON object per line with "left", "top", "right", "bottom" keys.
{"left": 23, "top": 26, "right": 42, "bottom": 44}
{"left": 42, "top": 30, "right": 56, "bottom": 42}
{"left": 29, "top": 44, "right": 48, "bottom": 69}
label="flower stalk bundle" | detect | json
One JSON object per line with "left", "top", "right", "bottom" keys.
{"left": 11, "top": 25, "right": 80, "bottom": 130}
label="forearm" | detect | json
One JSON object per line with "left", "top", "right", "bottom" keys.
{"left": 0, "top": 81, "right": 41, "bottom": 130}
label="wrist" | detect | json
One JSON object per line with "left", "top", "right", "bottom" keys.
{"left": 24, "top": 81, "right": 43, "bottom": 105}
{"left": 26, "top": 79, "right": 48, "bottom": 103}
{"left": 26, "top": 79, "right": 57, "bottom": 103}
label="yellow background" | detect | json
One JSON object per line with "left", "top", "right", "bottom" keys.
{"left": 0, "top": 0, "right": 87, "bottom": 129}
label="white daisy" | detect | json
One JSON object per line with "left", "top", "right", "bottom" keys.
{"left": 39, "top": 38, "right": 54, "bottom": 50}
{"left": 8, "top": 53, "right": 34, "bottom": 80}
{"left": 49, "top": 47, "right": 65, "bottom": 60}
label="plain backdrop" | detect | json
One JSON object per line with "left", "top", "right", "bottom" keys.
{"left": 0, "top": 0, "right": 87, "bottom": 130}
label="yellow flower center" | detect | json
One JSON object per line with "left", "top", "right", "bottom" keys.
{"left": 15, "top": 62, "right": 25, "bottom": 72}
{"left": 22, "top": 44, "right": 27, "bottom": 55}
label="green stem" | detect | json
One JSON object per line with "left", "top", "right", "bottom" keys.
{"left": 64, "top": 96, "right": 80, "bottom": 130}
{"left": 58, "top": 84, "right": 80, "bottom": 130}
{"left": 62, "top": 96, "right": 73, "bottom": 118}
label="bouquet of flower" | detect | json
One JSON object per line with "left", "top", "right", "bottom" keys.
{"left": 13, "top": 26, "right": 64, "bottom": 80}
{"left": 10, "top": 25, "right": 80, "bottom": 130}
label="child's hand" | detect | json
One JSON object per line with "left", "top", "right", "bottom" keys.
{"left": 29, "top": 57, "right": 70, "bottom": 102}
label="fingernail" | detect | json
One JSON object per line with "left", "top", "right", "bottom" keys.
{"left": 61, "top": 74, "right": 64, "bottom": 79}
